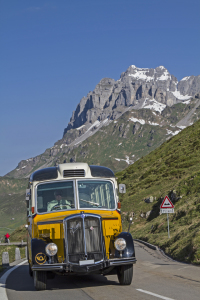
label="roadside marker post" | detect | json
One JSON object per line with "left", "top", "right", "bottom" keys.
{"left": 160, "top": 196, "right": 175, "bottom": 238}
{"left": 167, "top": 213, "right": 170, "bottom": 238}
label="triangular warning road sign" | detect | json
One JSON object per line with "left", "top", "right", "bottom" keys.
{"left": 160, "top": 196, "right": 174, "bottom": 209}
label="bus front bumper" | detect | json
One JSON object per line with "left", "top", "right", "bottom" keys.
{"left": 32, "top": 257, "right": 136, "bottom": 272}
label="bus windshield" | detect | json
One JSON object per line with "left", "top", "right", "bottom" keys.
{"left": 36, "top": 181, "right": 75, "bottom": 213}
{"left": 78, "top": 180, "right": 115, "bottom": 209}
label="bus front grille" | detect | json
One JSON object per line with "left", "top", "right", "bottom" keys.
{"left": 65, "top": 214, "right": 103, "bottom": 264}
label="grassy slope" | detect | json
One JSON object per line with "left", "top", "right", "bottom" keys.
{"left": 0, "top": 178, "right": 27, "bottom": 240}
{"left": 9, "top": 225, "right": 27, "bottom": 242}
{"left": 116, "top": 119, "right": 200, "bottom": 264}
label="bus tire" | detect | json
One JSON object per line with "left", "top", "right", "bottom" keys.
{"left": 33, "top": 270, "right": 47, "bottom": 290}
{"left": 29, "top": 263, "right": 33, "bottom": 277}
{"left": 117, "top": 264, "right": 133, "bottom": 285}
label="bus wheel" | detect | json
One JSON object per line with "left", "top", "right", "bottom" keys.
{"left": 29, "top": 263, "right": 33, "bottom": 277}
{"left": 33, "top": 271, "right": 47, "bottom": 290}
{"left": 117, "top": 264, "right": 133, "bottom": 285}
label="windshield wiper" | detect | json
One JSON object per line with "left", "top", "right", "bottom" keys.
{"left": 79, "top": 198, "right": 100, "bottom": 206}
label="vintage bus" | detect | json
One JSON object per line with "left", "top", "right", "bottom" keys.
{"left": 26, "top": 163, "right": 136, "bottom": 290}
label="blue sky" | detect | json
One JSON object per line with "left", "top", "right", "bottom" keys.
{"left": 0, "top": 0, "right": 200, "bottom": 176}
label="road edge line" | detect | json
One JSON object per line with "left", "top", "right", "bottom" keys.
{"left": 0, "top": 260, "right": 27, "bottom": 300}
{"left": 136, "top": 288, "right": 175, "bottom": 300}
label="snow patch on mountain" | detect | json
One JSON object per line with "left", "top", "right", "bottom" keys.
{"left": 177, "top": 125, "right": 186, "bottom": 129}
{"left": 172, "top": 90, "right": 192, "bottom": 100}
{"left": 76, "top": 125, "right": 85, "bottom": 130}
{"left": 114, "top": 155, "right": 134, "bottom": 165}
{"left": 142, "top": 99, "right": 166, "bottom": 113}
{"left": 182, "top": 99, "right": 191, "bottom": 104}
{"left": 129, "top": 117, "right": 145, "bottom": 125}
{"left": 180, "top": 76, "right": 191, "bottom": 81}
{"left": 156, "top": 70, "right": 171, "bottom": 81}
{"left": 166, "top": 129, "right": 181, "bottom": 136}
{"left": 129, "top": 116, "right": 160, "bottom": 126}
{"left": 60, "top": 144, "right": 67, "bottom": 148}
{"left": 131, "top": 65, "right": 148, "bottom": 70}
{"left": 128, "top": 70, "right": 154, "bottom": 82}
{"left": 157, "top": 66, "right": 166, "bottom": 70}
{"left": 149, "top": 121, "right": 159, "bottom": 126}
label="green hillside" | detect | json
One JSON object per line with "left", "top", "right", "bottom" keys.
{"left": 116, "top": 119, "right": 200, "bottom": 264}
{"left": 0, "top": 178, "right": 27, "bottom": 240}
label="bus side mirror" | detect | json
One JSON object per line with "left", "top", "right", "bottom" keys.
{"left": 26, "top": 189, "right": 31, "bottom": 201}
{"left": 119, "top": 184, "right": 126, "bottom": 193}
{"left": 26, "top": 189, "right": 31, "bottom": 216}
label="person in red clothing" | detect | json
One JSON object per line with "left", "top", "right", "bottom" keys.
{"left": 5, "top": 233, "right": 10, "bottom": 243}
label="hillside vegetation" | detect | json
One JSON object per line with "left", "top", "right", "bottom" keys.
{"left": 116, "top": 119, "right": 200, "bottom": 264}
{"left": 0, "top": 178, "right": 27, "bottom": 240}
{"left": 9, "top": 225, "right": 27, "bottom": 242}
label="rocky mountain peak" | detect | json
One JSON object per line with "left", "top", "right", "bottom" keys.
{"left": 121, "top": 65, "right": 175, "bottom": 84}
{"left": 63, "top": 65, "right": 200, "bottom": 139}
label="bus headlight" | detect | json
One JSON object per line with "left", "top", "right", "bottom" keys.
{"left": 45, "top": 243, "right": 58, "bottom": 256}
{"left": 114, "top": 238, "right": 126, "bottom": 251}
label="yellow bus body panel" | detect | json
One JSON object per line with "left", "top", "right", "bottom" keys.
{"left": 32, "top": 209, "right": 122, "bottom": 260}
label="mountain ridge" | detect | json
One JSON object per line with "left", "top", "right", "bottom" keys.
{"left": 64, "top": 65, "right": 200, "bottom": 134}
{"left": 4, "top": 65, "right": 200, "bottom": 179}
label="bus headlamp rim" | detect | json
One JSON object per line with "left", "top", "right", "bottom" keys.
{"left": 114, "top": 238, "right": 126, "bottom": 251}
{"left": 45, "top": 243, "right": 58, "bottom": 256}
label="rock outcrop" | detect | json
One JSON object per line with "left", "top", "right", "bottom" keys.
{"left": 64, "top": 65, "right": 200, "bottom": 137}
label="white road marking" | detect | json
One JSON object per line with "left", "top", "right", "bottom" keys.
{"left": 0, "top": 260, "right": 27, "bottom": 300}
{"left": 136, "top": 289, "right": 175, "bottom": 300}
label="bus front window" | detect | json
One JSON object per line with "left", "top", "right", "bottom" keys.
{"left": 78, "top": 180, "right": 115, "bottom": 209}
{"left": 36, "top": 181, "right": 75, "bottom": 213}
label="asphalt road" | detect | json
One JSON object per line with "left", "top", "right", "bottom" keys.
{"left": 6, "top": 242, "right": 200, "bottom": 300}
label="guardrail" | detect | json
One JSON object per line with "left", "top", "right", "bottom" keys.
{"left": 134, "top": 239, "right": 159, "bottom": 250}
{"left": 0, "top": 242, "right": 27, "bottom": 246}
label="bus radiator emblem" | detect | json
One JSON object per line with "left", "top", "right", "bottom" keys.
{"left": 35, "top": 253, "right": 47, "bottom": 264}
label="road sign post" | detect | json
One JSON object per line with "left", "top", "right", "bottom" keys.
{"left": 167, "top": 213, "right": 170, "bottom": 238}
{"left": 160, "top": 196, "right": 174, "bottom": 238}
